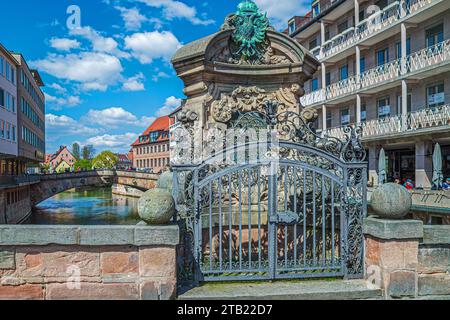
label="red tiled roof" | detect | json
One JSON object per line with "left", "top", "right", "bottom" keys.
{"left": 132, "top": 116, "right": 170, "bottom": 147}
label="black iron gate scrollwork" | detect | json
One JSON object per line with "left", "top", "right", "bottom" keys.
{"left": 172, "top": 103, "right": 367, "bottom": 282}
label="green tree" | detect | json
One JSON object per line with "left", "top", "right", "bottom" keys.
{"left": 72, "top": 143, "right": 81, "bottom": 160}
{"left": 82, "top": 145, "right": 95, "bottom": 160}
{"left": 92, "top": 151, "right": 118, "bottom": 169}
{"left": 74, "top": 159, "right": 93, "bottom": 171}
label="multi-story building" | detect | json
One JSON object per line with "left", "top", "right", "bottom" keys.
{"left": 131, "top": 116, "right": 170, "bottom": 174}
{"left": 115, "top": 153, "right": 132, "bottom": 170}
{"left": 288, "top": 0, "right": 450, "bottom": 189}
{"left": 0, "top": 44, "right": 45, "bottom": 224}
{"left": 45, "top": 146, "right": 77, "bottom": 173}
{"left": 11, "top": 52, "right": 45, "bottom": 168}
{"left": 0, "top": 43, "right": 19, "bottom": 174}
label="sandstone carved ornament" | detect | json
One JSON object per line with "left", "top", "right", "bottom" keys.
{"left": 211, "top": 85, "right": 302, "bottom": 124}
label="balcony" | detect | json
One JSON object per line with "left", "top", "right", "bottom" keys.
{"left": 319, "top": 0, "right": 439, "bottom": 61}
{"left": 324, "top": 104, "right": 450, "bottom": 141}
{"left": 301, "top": 40, "right": 450, "bottom": 107}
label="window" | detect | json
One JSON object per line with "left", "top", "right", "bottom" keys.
{"left": 340, "top": 65, "right": 348, "bottom": 80}
{"left": 359, "top": 10, "right": 365, "bottom": 23}
{"left": 377, "top": 48, "right": 389, "bottom": 66}
{"left": 326, "top": 111, "right": 332, "bottom": 128}
{"left": 0, "top": 120, "right": 4, "bottom": 138}
{"left": 341, "top": 108, "right": 350, "bottom": 125}
{"left": 12, "top": 126, "right": 16, "bottom": 141}
{"left": 360, "top": 57, "right": 366, "bottom": 73}
{"left": 377, "top": 97, "right": 391, "bottom": 119}
{"left": 426, "top": 24, "right": 443, "bottom": 47}
{"left": 375, "top": 0, "right": 388, "bottom": 9}
{"left": 309, "top": 38, "right": 318, "bottom": 50}
{"left": 0, "top": 88, "right": 4, "bottom": 107}
{"left": 338, "top": 20, "right": 348, "bottom": 34}
{"left": 360, "top": 104, "right": 367, "bottom": 122}
{"left": 325, "top": 72, "right": 331, "bottom": 86}
{"left": 311, "top": 78, "right": 319, "bottom": 91}
{"left": 396, "top": 94, "right": 412, "bottom": 114}
{"left": 288, "top": 20, "right": 296, "bottom": 34}
{"left": 312, "top": 3, "right": 320, "bottom": 17}
{"left": 427, "top": 83, "right": 445, "bottom": 109}
{"left": 0, "top": 56, "right": 4, "bottom": 76}
{"left": 396, "top": 38, "right": 411, "bottom": 59}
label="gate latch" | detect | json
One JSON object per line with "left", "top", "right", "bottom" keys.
{"left": 271, "top": 211, "right": 301, "bottom": 225}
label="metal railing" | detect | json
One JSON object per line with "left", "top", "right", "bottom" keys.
{"left": 301, "top": 40, "right": 450, "bottom": 106}
{"left": 0, "top": 174, "right": 41, "bottom": 186}
{"left": 320, "top": 0, "right": 435, "bottom": 59}
{"left": 324, "top": 104, "right": 450, "bottom": 139}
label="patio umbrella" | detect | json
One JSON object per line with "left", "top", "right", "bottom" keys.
{"left": 378, "top": 148, "right": 387, "bottom": 185}
{"left": 432, "top": 143, "right": 443, "bottom": 189}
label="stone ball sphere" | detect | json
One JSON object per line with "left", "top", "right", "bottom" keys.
{"left": 138, "top": 188, "right": 175, "bottom": 225}
{"left": 157, "top": 171, "right": 173, "bottom": 192}
{"left": 370, "top": 183, "right": 412, "bottom": 219}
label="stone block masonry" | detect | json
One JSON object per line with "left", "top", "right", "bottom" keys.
{"left": 364, "top": 217, "right": 450, "bottom": 300}
{"left": 0, "top": 225, "right": 179, "bottom": 300}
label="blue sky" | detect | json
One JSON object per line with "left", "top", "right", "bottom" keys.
{"left": 0, "top": 0, "right": 309, "bottom": 155}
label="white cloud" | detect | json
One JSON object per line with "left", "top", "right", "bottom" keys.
{"left": 122, "top": 72, "right": 145, "bottom": 91}
{"left": 48, "top": 83, "right": 67, "bottom": 94}
{"left": 84, "top": 132, "right": 139, "bottom": 153}
{"left": 45, "top": 93, "right": 82, "bottom": 110}
{"left": 69, "top": 26, "right": 130, "bottom": 58}
{"left": 82, "top": 107, "right": 155, "bottom": 128}
{"left": 46, "top": 114, "right": 100, "bottom": 136}
{"left": 137, "top": 0, "right": 214, "bottom": 25}
{"left": 124, "top": 31, "right": 182, "bottom": 64}
{"left": 49, "top": 38, "right": 81, "bottom": 52}
{"left": 156, "top": 96, "right": 182, "bottom": 117}
{"left": 152, "top": 71, "right": 170, "bottom": 82}
{"left": 254, "top": 0, "right": 310, "bottom": 30}
{"left": 31, "top": 52, "right": 123, "bottom": 92}
{"left": 115, "top": 6, "right": 148, "bottom": 31}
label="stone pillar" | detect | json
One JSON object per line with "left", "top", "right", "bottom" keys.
{"left": 415, "top": 141, "right": 433, "bottom": 189}
{"left": 364, "top": 217, "right": 423, "bottom": 299}
{"left": 320, "top": 20, "right": 326, "bottom": 56}
{"left": 321, "top": 63, "right": 326, "bottom": 89}
{"left": 402, "top": 80, "right": 408, "bottom": 129}
{"left": 356, "top": 94, "right": 362, "bottom": 124}
{"left": 354, "top": 0, "right": 360, "bottom": 27}
{"left": 356, "top": 46, "right": 361, "bottom": 79}
{"left": 368, "top": 146, "right": 378, "bottom": 186}
{"left": 401, "top": 23, "right": 407, "bottom": 75}
{"left": 322, "top": 104, "right": 327, "bottom": 132}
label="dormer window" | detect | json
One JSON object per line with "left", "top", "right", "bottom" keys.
{"left": 312, "top": 3, "right": 320, "bottom": 17}
{"left": 288, "top": 20, "right": 296, "bottom": 34}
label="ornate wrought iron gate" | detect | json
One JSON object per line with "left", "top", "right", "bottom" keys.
{"left": 172, "top": 108, "right": 367, "bottom": 282}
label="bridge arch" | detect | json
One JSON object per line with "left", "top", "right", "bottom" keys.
{"left": 30, "top": 170, "right": 159, "bottom": 205}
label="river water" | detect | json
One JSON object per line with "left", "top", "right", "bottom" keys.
{"left": 29, "top": 187, "right": 141, "bottom": 225}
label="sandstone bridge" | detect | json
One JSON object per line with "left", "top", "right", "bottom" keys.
{"left": 29, "top": 170, "right": 159, "bottom": 206}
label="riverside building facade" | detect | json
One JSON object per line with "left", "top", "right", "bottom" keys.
{"left": 288, "top": 0, "right": 450, "bottom": 188}
{"left": 132, "top": 116, "right": 170, "bottom": 174}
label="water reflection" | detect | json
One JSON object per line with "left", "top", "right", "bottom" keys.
{"left": 30, "top": 187, "right": 140, "bottom": 225}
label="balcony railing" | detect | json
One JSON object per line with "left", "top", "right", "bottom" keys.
{"left": 320, "top": 0, "right": 435, "bottom": 59}
{"left": 301, "top": 40, "right": 450, "bottom": 107}
{"left": 324, "top": 104, "right": 450, "bottom": 140}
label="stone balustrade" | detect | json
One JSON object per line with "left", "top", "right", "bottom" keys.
{"left": 0, "top": 225, "right": 179, "bottom": 300}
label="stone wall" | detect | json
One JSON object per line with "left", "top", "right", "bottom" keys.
{"left": 364, "top": 217, "right": 450, "bottom": 299}
{"left": 0, "top": 225, "right": 179, "bottom": 300}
